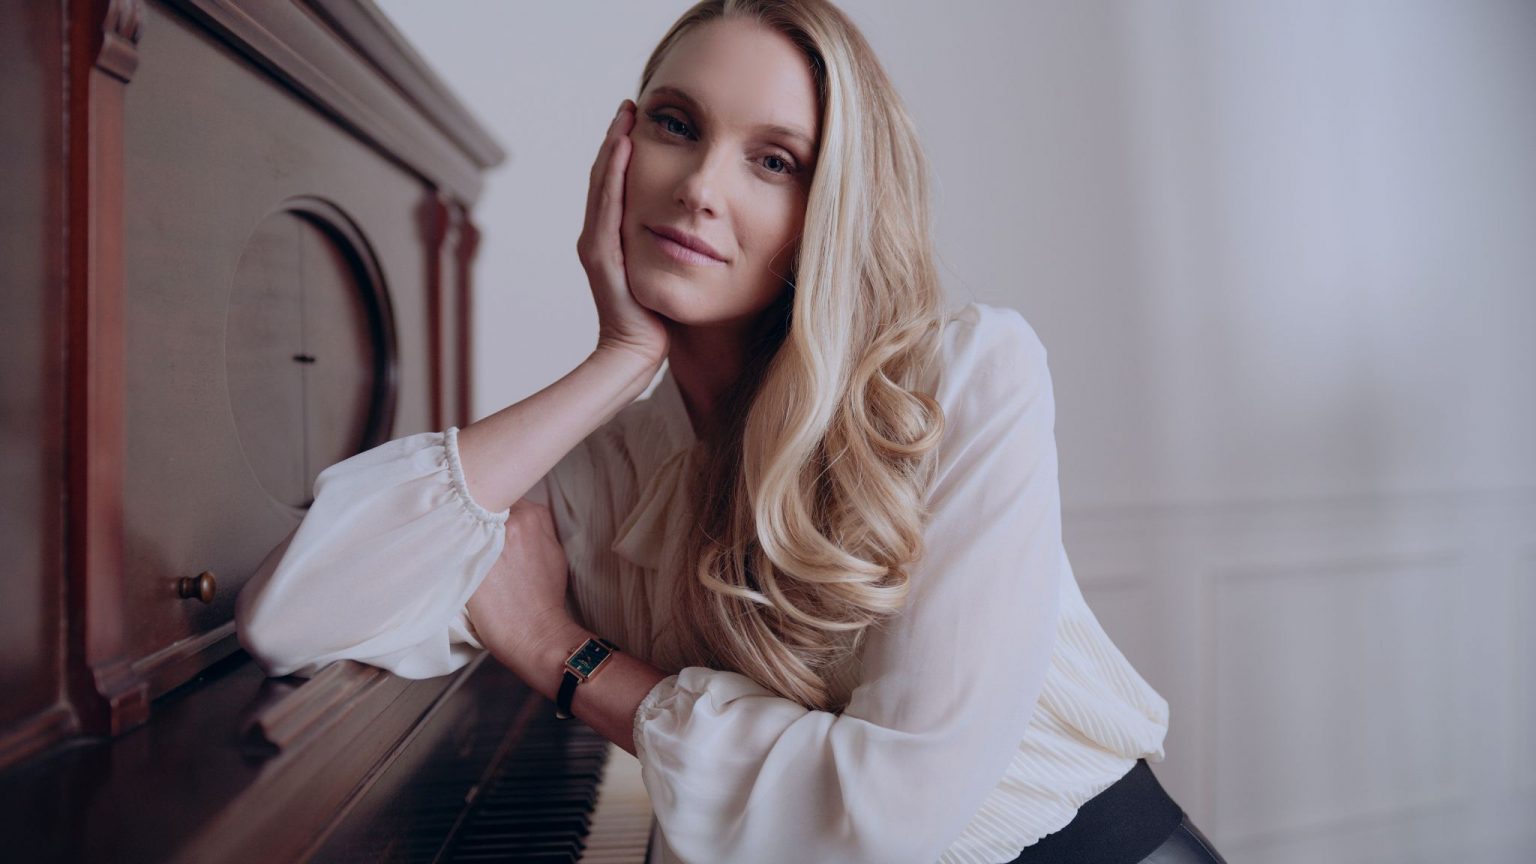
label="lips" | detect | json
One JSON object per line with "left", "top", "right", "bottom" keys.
{"left": 646, "top": 225, "right": 727, "bottom": 262}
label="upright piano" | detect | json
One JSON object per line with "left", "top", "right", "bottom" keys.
{"left": 0, "top": 1, "right": 650, "bottom": 860}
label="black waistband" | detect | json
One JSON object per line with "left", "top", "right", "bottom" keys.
{"left": 1004, "top": 759, "right": 1184, "bottom": 864}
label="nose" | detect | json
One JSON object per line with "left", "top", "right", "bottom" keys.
{"left": 673, "top": 148, "right": 730, "bottom": 216}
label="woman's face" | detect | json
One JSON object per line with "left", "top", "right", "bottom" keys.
{"left": 622, "top": 17, "right": 820, "bottom": 331}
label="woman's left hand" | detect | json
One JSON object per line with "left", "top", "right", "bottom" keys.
{"left": 466, "top": 498, "right": 575, "bottom": 681}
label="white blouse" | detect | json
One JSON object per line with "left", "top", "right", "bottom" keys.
{"left": 235, "top": 301, "right": 1170, "bottom": 864}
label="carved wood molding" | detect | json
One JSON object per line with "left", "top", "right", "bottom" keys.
{"left": 417, "top": 186, "right": 479, "bottom": 437}
{"left": 302, "top": 0, "right": 505, "bottom": 168}
{"left": 423, "top": 191, "right": 451, "bottom": 431}
{"left": 453, "top": 201, "right": 481, "bottom": 428}
{"left": 65, "top": 0, "right": 148, "bottom": 740}
{"left": 97, "top": 0, "right": 143, "bottom": 81}
{"left": 131, "top": 624, "right": 244, "bottom": 703}
{"left": 160, "top": 0, "right": 502, "bottom": 204}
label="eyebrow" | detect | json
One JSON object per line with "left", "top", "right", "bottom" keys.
{"left": 646, "top": 85, "right": 816, "bottom": 153}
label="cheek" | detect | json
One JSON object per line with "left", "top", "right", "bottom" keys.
{"left": 622, "top": 144, "right": 671, "bottom": 232}
{"left": 752, "top": 203, "right": 805, "bottom": 262}
{"left": 624, "top": 140, "right": 668, "bottom": 195}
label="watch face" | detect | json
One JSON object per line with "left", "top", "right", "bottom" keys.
{"left": 567, "top": 639, "right": 613, "bottom": 678}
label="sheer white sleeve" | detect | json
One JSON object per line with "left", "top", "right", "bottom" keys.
{"left": 235, "top": 426, "right": 517, "bottom": 679}
{"left": 631, "top": 309, "right": 1066, "bottom": 864}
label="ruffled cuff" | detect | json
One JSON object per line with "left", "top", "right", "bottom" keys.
{"left": 238, "top": 428, "right": 514, "bottom": 680}
{"left": 630, "top": 667, "right": 785, "bottom": 765}
{"left": 443, "top": 426, "right": 510, "bottom": 526}
{"left": 632, "top": 673, "right": 679, "bottom": 764}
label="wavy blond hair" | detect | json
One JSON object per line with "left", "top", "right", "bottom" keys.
{"left": 640, "top": 0, "right": 947, "bottom": 712}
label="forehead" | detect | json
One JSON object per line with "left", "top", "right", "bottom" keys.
{"left": 645, "top": 17, "right": 820, "bottom": 142}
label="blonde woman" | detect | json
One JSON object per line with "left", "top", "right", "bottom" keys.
{"left": 236, "top": 2, "right": 1228, "bottom": 862}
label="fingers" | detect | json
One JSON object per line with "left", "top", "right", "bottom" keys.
{"left": 597, "top": 124, "right": 631, "bottom": 252}
{"left": 589, "top": 102, "right": 628, "bottom": 185}
{"left": 584, "top": 101, "right": 634, "bottom": 237}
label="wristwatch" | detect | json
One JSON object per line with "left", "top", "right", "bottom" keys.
{"left": 555, "top": 636, "right": 620, "bottom": 720}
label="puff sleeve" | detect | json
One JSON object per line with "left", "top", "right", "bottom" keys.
{"left": 237, "top": 426, "right": 536, "bottom": 680}
{"left": 630, "top": 309, "right": 1065, "bottom": 864}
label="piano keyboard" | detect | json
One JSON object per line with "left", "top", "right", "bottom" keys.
{"left": 441, "top": 715, "right": 653, "bottom": 864}
{"left": 310, "top": 655, "right": 651, "bottom": 863}
{"left": 574, "top": 744, "right": 653, "bottom": 864}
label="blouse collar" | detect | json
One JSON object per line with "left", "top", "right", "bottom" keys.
{"left": 655, "top": 363, "right": 699, "bottom": 452}
{"left": 609, "top": 363, "right": 699, "bottom": 571}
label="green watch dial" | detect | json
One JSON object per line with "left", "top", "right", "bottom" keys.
{"left": 565, "top": 638, "right": 615, "bottom": 679}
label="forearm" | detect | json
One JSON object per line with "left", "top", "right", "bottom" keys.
{"left": 457, "top": 346, "right": 661, "bottom": 514}
{"left": 515, "top": 619, "right": 669, "bottom": 757}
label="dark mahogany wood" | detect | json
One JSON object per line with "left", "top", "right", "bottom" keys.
{"left": 1, "top": 18, "right": 504, "bottom": 860}
{"left": 0, "top": 651, "right": 493, "bottom": 863}
{"left": 67, "top": 0, "right": 147, "bottom": 744}
{"left": 0, "top": 0, "right": 72, "bottom": 773}
{"left": 455, "top": 203, "right": 483, "bottom": 428}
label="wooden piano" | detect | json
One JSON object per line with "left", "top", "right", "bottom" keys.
{"left": 0, "top": 1, "right": 651, "bottom": 860}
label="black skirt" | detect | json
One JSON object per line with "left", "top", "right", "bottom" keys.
{"left": 1003, "top": 760, "right": 1228, "bottom": 864}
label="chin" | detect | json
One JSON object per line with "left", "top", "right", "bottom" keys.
{"left": 626, "top": 263, "right": 780, "bottom": 330}
{"left": 626, "top": 271, "right": 694, "bottom": 324}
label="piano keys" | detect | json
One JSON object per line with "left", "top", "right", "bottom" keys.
{"left": 311, "top": 654, "right": 654, "bottom": 864}
{"left": 580, "top": 745, "right": 656, "bottom": 864}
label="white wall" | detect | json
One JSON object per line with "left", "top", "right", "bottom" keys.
{"left": 374, "top": 2, "right": 1536, "bottom": 861}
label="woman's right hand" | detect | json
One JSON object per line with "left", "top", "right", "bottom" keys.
{"left": 578, "top": 99, "right": 669, "bottom": 365}
{"left": 466, "top": 498, "right": 572, "bottom": 680}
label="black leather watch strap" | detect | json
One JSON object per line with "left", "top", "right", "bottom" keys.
{"left": 555, "top": 671, "right": 580, "bottom": 720}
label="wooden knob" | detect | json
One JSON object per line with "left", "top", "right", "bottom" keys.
{"left": 178, "top": 571, "right": 217, "bottom": 604}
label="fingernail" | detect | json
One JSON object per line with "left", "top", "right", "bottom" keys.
{"left": 615, "top": 101, "right": 626, "bottom": 118}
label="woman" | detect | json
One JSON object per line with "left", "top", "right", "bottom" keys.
{"left": 236, "top": 2, "right": 1229, "bottom": 862}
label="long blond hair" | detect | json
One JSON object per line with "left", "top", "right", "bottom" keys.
{"left": 642, "top": 0, "right": 947, "bottom": 712}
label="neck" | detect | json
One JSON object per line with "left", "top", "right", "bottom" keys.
{"left": 664, "top": 307, "right": 785, "bottom": 441}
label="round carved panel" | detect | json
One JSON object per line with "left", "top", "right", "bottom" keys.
{"left": 225, "top": 198, "right": 397, "bottom": 509}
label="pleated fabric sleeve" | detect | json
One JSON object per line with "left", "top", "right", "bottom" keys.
{"left": 630, "top": 309, "right": 1066, "bottom": 864}
{"left": 236, "top": 426, "right": 569, "bottom": 680}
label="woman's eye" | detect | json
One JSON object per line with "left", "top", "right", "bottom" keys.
{"left": 648, "top": 111, "right": 693, "bottom": 139}
{"left": 762, "top": 154, "right": 796, "bottom": 176}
